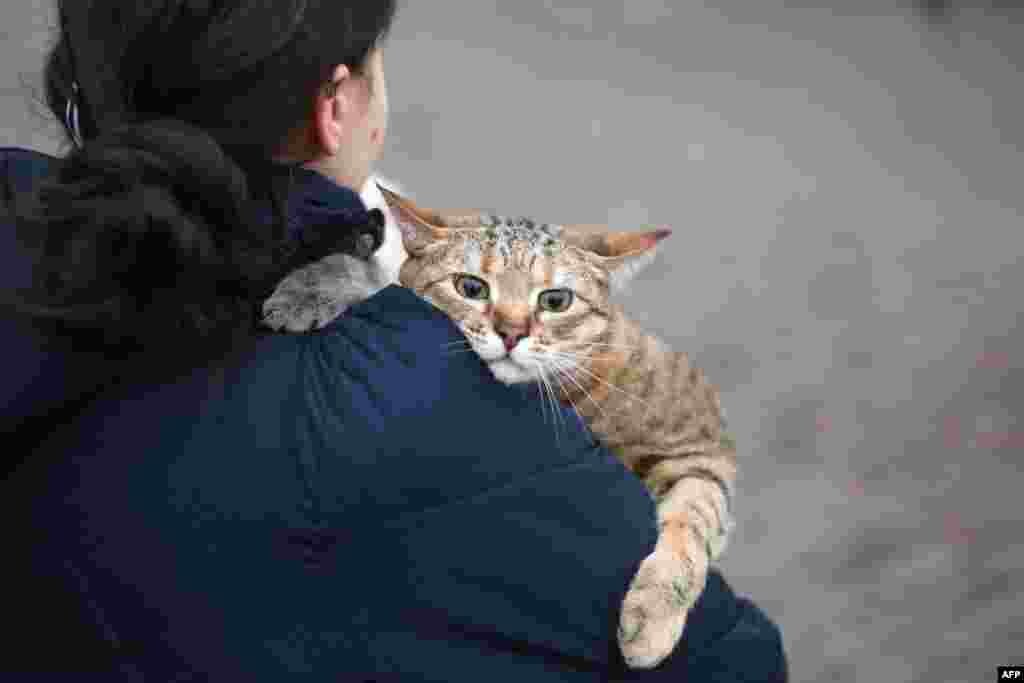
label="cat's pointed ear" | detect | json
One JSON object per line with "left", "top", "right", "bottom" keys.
{"left": 378, "top": 184, "right": 453, "bottom": 254}
{"left": 562, "top": 225, "right": 672, "bottom": 293}
{"left": 377, "top": 183, "right": 485, "bottom": 227}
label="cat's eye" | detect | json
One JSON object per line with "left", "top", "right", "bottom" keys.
{"left": 453, "top": 274, "right": 490, "bottom": 301}
{"left": 538, "top": 289, "right": 574, "bottom": 313}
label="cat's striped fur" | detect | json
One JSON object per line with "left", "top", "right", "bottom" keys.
{"left": 262, "top": 182, "right": 738, "bottom": 670}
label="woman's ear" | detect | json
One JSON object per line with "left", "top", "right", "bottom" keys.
{"left": 310, "top": 65, "right": 355, "bottom": 157}
{"left": 559, "top": 224, "right": 672, "bottom": 293}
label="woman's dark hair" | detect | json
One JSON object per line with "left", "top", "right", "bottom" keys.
{"left": 10, "top": 0, "right": 397, "bottom": 367}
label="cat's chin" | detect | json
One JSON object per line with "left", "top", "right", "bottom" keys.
{"left": 487, "top": 358, "right": 535, "bottom": 385}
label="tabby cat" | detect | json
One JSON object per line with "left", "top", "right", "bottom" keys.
{"left": 262, "top": 184, "right": 738, "bottom": 670}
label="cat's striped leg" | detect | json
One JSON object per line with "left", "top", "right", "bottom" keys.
{"left": 618, "top": 451, "right": 736, "bottom": 669}
{"left": 647, "top": 452, "right": 737, "bottom": 562}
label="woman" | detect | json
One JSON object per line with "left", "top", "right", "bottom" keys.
{"left": 1, "top": 1, "right": 787, "bottom": 680}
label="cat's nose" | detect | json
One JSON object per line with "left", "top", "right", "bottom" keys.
{"left": 498, "top": 329, "right": 528, "bottom": 352}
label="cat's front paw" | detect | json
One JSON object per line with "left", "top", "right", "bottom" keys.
{"left": 262, "top": 289, "right": 348, "bottom": 332}
{"left": 262, "top": 255, "right": 389, "bottom": 333}
{"left": 618, "top": 545, "right": 703, "bottom": 669}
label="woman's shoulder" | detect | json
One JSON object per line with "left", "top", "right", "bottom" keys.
{"left": 249, "top": 283, "right": 488, "bottom": 418}
{"left": 246, "top": 282, "right": 629, "bottom": 487}
{"left": 301, "top": 283, "right": 485, "bottom": 400}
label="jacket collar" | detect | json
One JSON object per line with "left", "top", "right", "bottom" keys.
{"left": 252, "top": 163, "right": 385, "bottom": 260}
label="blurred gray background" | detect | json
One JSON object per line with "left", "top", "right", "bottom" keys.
{"left": 3, "top": 1, "right": 1021, "bottom": 681}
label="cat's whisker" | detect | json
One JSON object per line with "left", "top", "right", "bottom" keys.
{"left": 550, "top": 343, "right": 635, "bottom": 359}
{"left": 532, "top": 361, "right": 566, "bottom": 447}
{"left": 544, "top": 349, "right": 599, "bottom": 363}
{"left": 548, "top": 370, "right": 570, "bottom": 439}
{"left": 528, "top": 360, "right": 552, "bottom": 427}
{"left": 574, "top": 366, "right": 652, "bottom": 410}
{"left": 545, "top": 360, "right": 590, "bottom": 430}
{"left": 440, "top": 339, "right": 472, "bottom": 348}
{"left": 547, "top": 356, "right": 612, "bottom": 423}
{"left": 552, "top": 346, "right": 639, "bottom": 365}
{"left": 546, "top": 352, "right": 652, "bottom": 410}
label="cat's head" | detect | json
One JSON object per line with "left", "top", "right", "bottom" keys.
{"left": 379, "top": 185, "right": 670, "bottom": 386}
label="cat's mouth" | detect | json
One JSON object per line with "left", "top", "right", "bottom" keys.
{"left": 474, "top": 338, "right": 520, "bottom": 363}
{"left": 463, "top": 333, "right": 538, "bottom": 384}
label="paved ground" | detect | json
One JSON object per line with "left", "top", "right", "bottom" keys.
{"left": 3, "top": 2, "right": 1022, "bottom": 681}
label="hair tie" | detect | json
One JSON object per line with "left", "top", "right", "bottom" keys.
{"left": 64, "top": 81, "right": 84, "bottom": 148}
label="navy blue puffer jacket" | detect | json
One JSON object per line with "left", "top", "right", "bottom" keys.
{"left": 1, "top": 147, "right": 787, "bottom": 682}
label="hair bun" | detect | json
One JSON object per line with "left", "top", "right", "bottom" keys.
{"left": 69, "top": 118, "right": 249, "bottom": 231}
{"left": 19, "top": 118, "right": 259, "bottom": 352}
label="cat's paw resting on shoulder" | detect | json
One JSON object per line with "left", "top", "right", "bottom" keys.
{"left": 261, "top": 174, "right": 406, "bottom": 332}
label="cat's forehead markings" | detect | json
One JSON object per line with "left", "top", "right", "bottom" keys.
{"left": 552, "top": 269, "right": 576, "bottom": 289}
{"left": 460, "top": 236, "right": 484, "bottom": 274}
{"left": 480, "top": 239, "right": 500, "bottom": 275}
{"left": 444, "top": 216, "right": 585, "bottom": 287}
{"left": 476, "top": 215, "right": 567, "bottom": 262}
